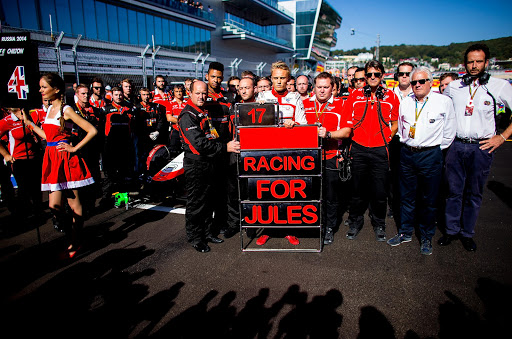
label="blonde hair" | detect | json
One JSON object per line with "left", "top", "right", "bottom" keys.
{"left": 271, "top": 61, "right": 291, "bottom": 78}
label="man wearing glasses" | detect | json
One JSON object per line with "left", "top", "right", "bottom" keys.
{"left": 341, "top": 60, "right": 400, "bottom": 242}
{"left": 389, "top": 63, "right": 415, "bottom": 223}
{"left": 89, "top": 77, "right": 111, "bottom": 108}
{"left": 387, "top": 67, "right": 455, "bottom": 255}
{"left": 393, "top": 62, "right": 415, "bottom": 102}
{"left": 352, "top": 68, "right": 366, "bottom": 90}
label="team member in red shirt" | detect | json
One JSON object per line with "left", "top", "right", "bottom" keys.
{"left": 89, "top": 77, "right": 111, "bottom": 108}
{"left": 134, "top": 87, "right": 168, "bottom": 179}
{"left": 152, "top": 75, "right": 172, "bottom": 102}
{"left": 341, "top": 60, "right": 400, "bottom": 242}
{"left": 101, "top": 87, "right": 135, "bottom": 203}
{"left": 304, "top": 72, "right": 352, "bottom": 245}
{"left": 0, "top": 107, "right": 43, "bottom": 220}
{"left": 166, "top": 84, "right": 187, "bottom": 154}
{"left": 72, "top": 84, "right": 104, "bottom": 215}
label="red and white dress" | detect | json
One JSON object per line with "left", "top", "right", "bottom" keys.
{"left": 41, "top": 105, "right": 94, "bottom": 191}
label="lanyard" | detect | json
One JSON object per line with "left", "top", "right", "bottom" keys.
{"left": 469, "top": 82, "right": 480, "bottom": 100}
{"left": 414, "top": 97, "right": 428, "bottom": 123}
{"left": 314, "top": 101, "right": 329, "bottom": 123}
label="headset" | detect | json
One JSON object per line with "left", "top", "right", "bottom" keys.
{"left": 363, "top": 85, "right": 385, "bottom": 99}
{"left": 462, "top": 72, "right": 490, "bottom": 86}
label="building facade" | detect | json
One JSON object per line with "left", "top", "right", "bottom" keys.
{"left": 279, "top": 0, "right": 341, "bottom": 73}
{"left": 0, "top": 0, "right": 296, "bottom": 88}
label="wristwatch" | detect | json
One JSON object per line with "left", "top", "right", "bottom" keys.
{"left": 326, "top": 131, "right": 331, "bottom": 139}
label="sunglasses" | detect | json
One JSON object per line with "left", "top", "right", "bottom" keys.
{"left": 366, "top": 72, "right": 382, "bottom": 78}
{"left": 398, "top": 72, "right": 410, "bottom": 77}
{"left": 354, "top": 78, "right": 366, "bottom": 82}
{"left": 410, "top": 79, "right": 430, "bottom": 86}
{"left": 92, "top": 86, "right": 103, "bottom": 90}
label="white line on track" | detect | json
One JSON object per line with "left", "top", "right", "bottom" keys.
{"left": 134, "top": 203, "right": 186, "bottom": 214}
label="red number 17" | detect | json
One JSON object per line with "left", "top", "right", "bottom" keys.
{"left": 247, "top": 108, "right": 266, "bottom": 124}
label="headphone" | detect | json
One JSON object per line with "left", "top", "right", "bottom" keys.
{"left": 462, "top": 72, "right": 490, "bottom": 86}
{"left": 363, "top": 85, "right": 385, "bottom": 99}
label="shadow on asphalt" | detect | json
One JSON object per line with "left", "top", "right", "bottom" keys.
{"left": 487, "top": 180, "right": 512, "bottom": 209}
{"left": 2, "top": 234, "right": 511, "bottom": 339}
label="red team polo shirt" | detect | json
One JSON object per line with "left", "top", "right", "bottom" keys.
{"left": 304, "top": 95, "right": 352, "bottom": 159}
{"left": 341, "top": 87, "right": 399, "bottom": 148}
{"left": 0, "top": 113, "right": 38, "bottom": 159}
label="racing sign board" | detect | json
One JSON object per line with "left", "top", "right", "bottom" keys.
{"left": 0, "top": 33, "right": 40, "bottom": 109}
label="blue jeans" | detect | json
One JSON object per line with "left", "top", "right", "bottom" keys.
{"left": 399, "top": 146, "right": 443, "bottom": 241}
{"left": 444, "top": 140, "right": 493, "bottom": 238}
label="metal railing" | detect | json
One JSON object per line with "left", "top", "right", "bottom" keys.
{"left": 223, "top": 19, "right": 293, "bottom": 49}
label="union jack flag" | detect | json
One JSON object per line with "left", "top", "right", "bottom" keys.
{"left": 8, "top": 66, "right": 29, "bottom": 100}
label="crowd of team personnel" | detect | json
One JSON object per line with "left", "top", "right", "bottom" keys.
{"left": 1, "top": 43, "right": 511, "bottom": 256}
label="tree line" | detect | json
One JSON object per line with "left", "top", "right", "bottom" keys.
{"left": 332, "top": 36, "right": 512, "bottom": 66}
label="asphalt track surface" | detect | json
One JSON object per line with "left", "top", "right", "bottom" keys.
{"left": 1, "top": 143, "right": 511, "bottom": 339}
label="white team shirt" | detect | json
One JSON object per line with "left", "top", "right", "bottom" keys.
{"left": 392, "top": 86, "right": 413, "bottom": 103}
{"left": 398, "top": 90, "right": 456, "bottom": 149}
{"left": 257, "top": 89, "right": 307, "bottom": 125}
{"left": 444, "top": 76, "right": 512, "bottom": 139}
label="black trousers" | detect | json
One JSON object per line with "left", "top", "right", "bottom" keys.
{"left": 348, "top": 142, "right": 389, "bottom": 230}
{"left": 184, "top": 156, "right": 215, "bottom": 245}
{"left": 324, "top": 156, "right": 342, "bottom": 231}
{"left": 12, "top": 157, "right": 43, "bottom": 215}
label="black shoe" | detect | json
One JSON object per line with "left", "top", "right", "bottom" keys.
{"left": 206, "top": 236, "right": 224, "bottom": 244}
{"left": 346, "top": 227, "right": 362, "bottom": 240}
{"left": 223, "top": 228, "right": 239, "bottom": 239}
{"left": 460, "top": 236, "right": 477, "bottom": 252}
{"left": 438, "top": 234, "right": 458, "bottom": 246}
{"left": 323, "top": 228, "right": 334, "bottom": 245}
{"left": 192, "top": 242, "right": 211, "bottom": 253}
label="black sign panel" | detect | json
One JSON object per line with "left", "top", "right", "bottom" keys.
{"left": 240, "top": 176, "right": 321, "bottom": 201}
{"left": 0, "top": 33, "right": 40, "bottom": 109}
{"left": 241, "top": 202, "right": 321, "bottom": 226}
{"left": 236, "top": 102, "right": 278, "bottom": 126}
{"left": 239, "top": 149, "right": 321, "bottom": 176}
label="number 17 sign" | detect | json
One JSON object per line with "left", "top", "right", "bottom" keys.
{"left": 236, "top": 103, "right": 278, "bottom": 127}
